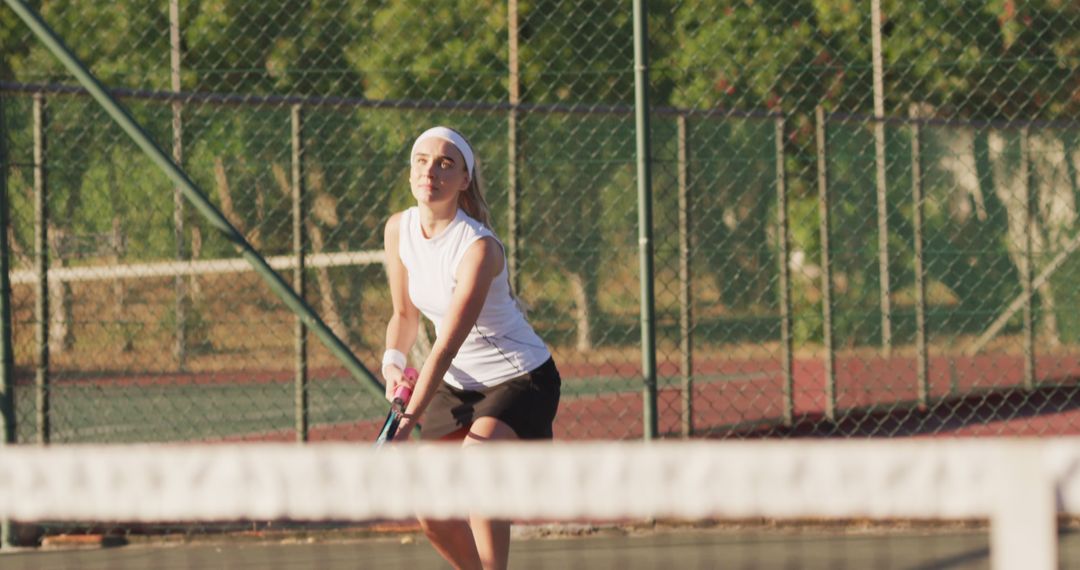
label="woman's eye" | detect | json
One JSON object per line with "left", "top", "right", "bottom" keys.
{"left": 439, "top": 159, "right": 453, "bottom": 169}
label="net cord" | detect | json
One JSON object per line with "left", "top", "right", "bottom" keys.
{"left": 0, "top": 439, "right": 1076, "bottom": 569}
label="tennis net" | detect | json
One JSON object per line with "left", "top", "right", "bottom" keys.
{"left": 1, "top": 439, "right": 1078, "bottom": 569}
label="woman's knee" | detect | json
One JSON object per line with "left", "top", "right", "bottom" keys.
{"left": 418, "top": 517, "right": 467, "bottom": 539}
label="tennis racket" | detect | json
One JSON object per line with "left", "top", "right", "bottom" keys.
{"left": 374, "top": 367, "right": 417, "bottom": 447}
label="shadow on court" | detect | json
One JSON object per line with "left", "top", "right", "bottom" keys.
{"left": 717, "top": 380, "right": 1080, "bottom": 439}
{"left": 4, "top": 527, "right": 1080, "bottom": 569}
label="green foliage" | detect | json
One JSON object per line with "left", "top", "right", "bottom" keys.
{"left": 158, "top": 296, "right": 213, "bottom": 353}
{"left": 2, "top": 0, "right": 1076, "bottom": 354}
{"left": 347, "top": 0, "right": 506, "bottom": 102}
{"left": 1052, "top": 257, "right": 1080, "bottom": 343}
{"left": 668, "top": 0, "right": 869, "bottom": 114}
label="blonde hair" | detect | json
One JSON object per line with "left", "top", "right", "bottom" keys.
{"left": 444, "top": 130, "right": 529, "bottom": 314}
{"left": 459, "top": 161, "right": 493, "bottom": 230}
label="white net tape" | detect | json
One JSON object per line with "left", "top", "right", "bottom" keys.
{"left": 0, "top": 439, "right": 1077, "bottom": 521}
{"left": 1, "top": 439, "right": 1078, "bottom": 568}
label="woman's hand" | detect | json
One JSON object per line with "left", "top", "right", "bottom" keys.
{"left": 383, "top": 364, "right": 421, "bottom": 402}
{"left": 382, "top": 364, "right": 405, "bottom": 401}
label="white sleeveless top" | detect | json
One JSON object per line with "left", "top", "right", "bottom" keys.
{"left": 397, "top": 207, "right": 551, "bottom": 390}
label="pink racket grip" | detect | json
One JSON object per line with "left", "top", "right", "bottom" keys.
{"left": 393, "top": 384, "right": 413, "bottom": 404}
{"left": 403, "top": 367, "right": 419, "bottom": 384}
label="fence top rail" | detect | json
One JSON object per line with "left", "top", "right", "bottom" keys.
{"left": 0, "top": 80, "right": 779, "bottom": 121}
{"left": 825, "top": 110, "right": 1080, "bottom": 131}
{"left": 10, "top": 80, "right": 1080, "bottom": 130}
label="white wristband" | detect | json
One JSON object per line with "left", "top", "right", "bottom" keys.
{"left": 381, "top": 348, "right": 407, "bottom": 377}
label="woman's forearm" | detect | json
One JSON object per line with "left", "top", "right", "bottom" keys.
{"left": 384, "top": 312, "right": 419, "bottom": 356}
{"left": 404, "top": 337, "right": 459, "bottom": 419}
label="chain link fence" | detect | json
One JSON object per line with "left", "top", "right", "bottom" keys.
{"left": 0, "top": 0, "right": 1078, "bottom": 452}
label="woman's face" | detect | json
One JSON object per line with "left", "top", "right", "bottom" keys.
{"left": 410, "top": 137, "right": 470, "bottom": 207}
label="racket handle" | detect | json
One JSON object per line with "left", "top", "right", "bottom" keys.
{"left": 389, "top": 367, "right": 417, "bottom": 414}
{"left": 392, "top": 384, "right": 412, "bottom": 405}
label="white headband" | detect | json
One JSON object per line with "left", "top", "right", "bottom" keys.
{"left": 410, "top": 126, "right": 475, "bottom": 175}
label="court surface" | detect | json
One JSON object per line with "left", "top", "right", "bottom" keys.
{"left": 5, "top": 526, "right": 1080, "bottom": 569}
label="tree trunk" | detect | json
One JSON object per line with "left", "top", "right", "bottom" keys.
{"left": 567, "top": 269, "right": 593, "bottom": 352}
{"left": 271, "top": 162, "right": 351, "bottom": 346}
{"left": 305, "top": 220, "right": 350, "bottom": 344}
{"left": 214, "top": 156, "right": 259, "bottom": 248}
{"left": 111, "top": 217, "right": 132, "bottom": 352}
{"left": 1037, "top": 281, "right": 1061, "bottom": 348}
{"left": 988, "top": 130, "right": 1076, "bottom": 348}
{"left": 47, "top": 226, "right": 73, "bottom": 353}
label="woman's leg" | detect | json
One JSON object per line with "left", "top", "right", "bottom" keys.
{"left": 417, "top": 519, "right": 481, "bottom": 570}
{"left": 417, "top": 427, "right": 483, "bottom": 570}
{"left": 462, "top": 416, "right": 518, "bottom": 570}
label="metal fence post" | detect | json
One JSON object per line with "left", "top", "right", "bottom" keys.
{"left": 507, "top": 0, "right": 521, "bottom": 292}
{"left": 632, "top": 0, "right": 657, "bottom": 439}
{"left": 911, "top": 118, "right": 929, "bottom": 408}
{"left": 170, "top": 0, "right": 188, "bottom": 371}
{"left": 871, "top": 0, "right": 892, "bottom": 355}
{"left": 816, "top": 106, "right": 836, "bottom": 421}
{"left": 0, "top": 86, "right": 18, "bottom": 549}
{"left": 292, "top": 104, "right": 309, "bottom": 442}
{"left": 33, "top": 93, "right": 49, "bottom": 443}
{"left": 775, "top": 114, "right": 794, "bottom": 426}
{"left": 677, "top": 114, "right": 693, "bottom": 437}
{"left": 1021, "top": 127, "right": 1035, "bottom": 389}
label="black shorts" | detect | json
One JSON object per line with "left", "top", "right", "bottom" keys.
{"left": 420, "top": 358, "right": 561, "bottom": 441}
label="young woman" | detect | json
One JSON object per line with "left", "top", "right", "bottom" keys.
{"left": 381, "top": 126, "right": 561, "bottom": 570}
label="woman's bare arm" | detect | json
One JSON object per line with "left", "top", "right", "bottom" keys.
{"left": 396, "top": 236, "right": 503, "bottom": 434}
{"left": 383, "top": 212, "right": 421, "bottom": 399}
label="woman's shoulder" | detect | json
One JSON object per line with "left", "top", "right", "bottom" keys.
{"left": 385, "top": 207, "right": 416, "bottom": 230}
{"left": 383, "top": 208, "right": 415, "bottom": 242}
{"left": 456, "top": 209, "right": 495, "bottom": 239}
